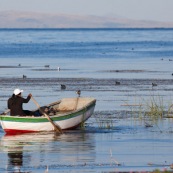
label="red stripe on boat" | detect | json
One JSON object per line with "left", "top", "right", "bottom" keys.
{"left": 4, "top": 129, "right": 36, "bottom": 135}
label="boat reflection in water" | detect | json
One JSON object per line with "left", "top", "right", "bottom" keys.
{"left": 0, "top": 131, "right": 96, "bottom": 172}
{"left": 7, "top": 148, "right": 24, "bottom": 172}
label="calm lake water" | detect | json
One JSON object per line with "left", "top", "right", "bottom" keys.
{"left": 0, "top": 28, "right": 173, "bottom": 172}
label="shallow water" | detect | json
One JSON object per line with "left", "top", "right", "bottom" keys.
{"left": 0, "top": 28, "right": 173, "bottom": 172}
{"left": 1, "top": 119, "right": 173, "bottom": 172}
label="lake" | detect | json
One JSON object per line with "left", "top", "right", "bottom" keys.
{"left": 0, "top": 28, "right": 173, "bottom": 172}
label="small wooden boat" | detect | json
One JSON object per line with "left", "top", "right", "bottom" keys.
{"left": 0, "top": 97, "right": 96, "bottom": 135}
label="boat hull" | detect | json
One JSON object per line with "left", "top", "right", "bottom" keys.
{"left": 0, "top": 98, "right": 96, "bottom": 135}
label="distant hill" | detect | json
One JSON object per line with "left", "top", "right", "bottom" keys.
{"left": 0, "top": 11, "right": 173, "bottom": 28}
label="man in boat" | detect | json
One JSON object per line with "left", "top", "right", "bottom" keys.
{"left": 7, "top": 88, "right": 33, "bottom": 116}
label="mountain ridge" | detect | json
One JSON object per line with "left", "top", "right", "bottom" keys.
{"left": 0, "top": 11, "right": 173, "bottom": 28}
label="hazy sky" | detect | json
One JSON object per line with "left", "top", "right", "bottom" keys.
{"left": 1, "top": 0, "right": 173, "bottom": 22}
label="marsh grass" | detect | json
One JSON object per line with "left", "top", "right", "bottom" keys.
{"left": 94, "top": 93, "right": 173, "bottom": 130}
{"left": 144, "top": 94, "right": 164, "bottom": 120}
{"left": 167, "top": 104, "right": 173, "bottom": 117}
{"left": 94, "top": 113, "right": 114, "bottom": 129}
{"left": 124, "top": 93, "right": 173, "bottom": 127}
{"left": 122, "top": 95, "right": 144, "bottom": 121}
{"left": 151, "top": 169, "right": 172, "bottom": 173}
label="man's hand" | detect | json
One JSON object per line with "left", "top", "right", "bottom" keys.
{"left": 28, "top": 93, "right": 32, "bottom": 97}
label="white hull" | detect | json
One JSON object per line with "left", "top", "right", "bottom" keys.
{"left": 0, "top": 97, "right": 96, "bottom": 134}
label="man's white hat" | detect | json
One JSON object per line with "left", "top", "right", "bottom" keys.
{"left": 13, "top": 88, "right": 23, "bottom": 95}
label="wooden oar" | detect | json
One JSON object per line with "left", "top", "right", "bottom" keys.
{"left": 31, "top": 96, "right": 63, "bottom": 134}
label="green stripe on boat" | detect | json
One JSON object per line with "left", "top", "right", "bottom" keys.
{"left": 0, "top": 104, "right": 95, "bottom": 123}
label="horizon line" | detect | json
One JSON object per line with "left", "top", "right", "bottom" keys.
{"left": 0, "top": 27, "right": 173, "bottom": 30}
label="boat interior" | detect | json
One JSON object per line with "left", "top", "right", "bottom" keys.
{"left": 35, "top": 97, "right": 96, "bottom": 117}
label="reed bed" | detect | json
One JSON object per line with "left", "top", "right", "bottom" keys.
{"left": 93, "top": 93, "right": 173, "bottom": 130}
{"left": 122, "top": 92, "right": 173, "bottom": 127}
{"left": 93, "top": 113, "right": 115, "bottom": 129}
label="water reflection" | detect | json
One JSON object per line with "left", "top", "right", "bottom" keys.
{"left": 7, "top": 149, "right": 23, "bottom": 172}
{"left": 1, "top": 134, "right": 31, "bottom": 172}
{"left": 0, "top": 131, "right": 96, "bottom": 172}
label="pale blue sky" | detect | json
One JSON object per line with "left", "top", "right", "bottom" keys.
{"left": 0, "top": 0, "right": 173, "bottom": 22}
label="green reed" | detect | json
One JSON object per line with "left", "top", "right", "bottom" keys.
{"left": 94, "top": 113, "right": 114, "bottom": 129}
{"left": 151, "top": 169, "right": 172, "bottom": 173}
{"left": 124, "top": 93, "right": 173, "bottom": 124}
{"left": 144, "top": 94, "right": 164, "bottom": 120}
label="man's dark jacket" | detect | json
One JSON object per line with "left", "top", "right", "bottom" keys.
{"left": 8, "top": 95, "right": 31, "bottom": 116}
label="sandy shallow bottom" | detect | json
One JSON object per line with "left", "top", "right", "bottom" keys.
{"left": 0, "top": 76, "right": 173, "bottom": 172}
